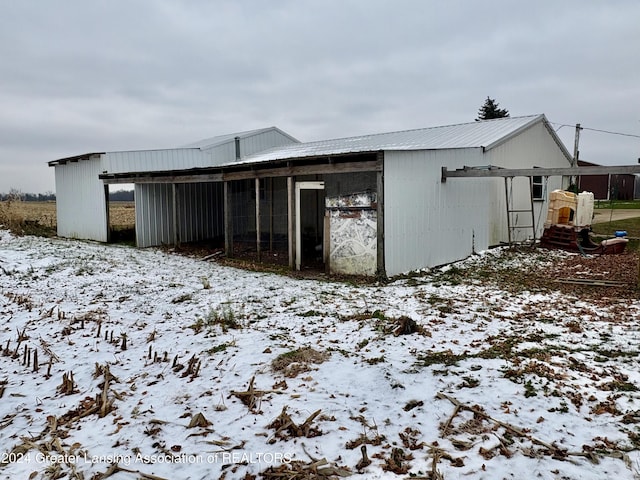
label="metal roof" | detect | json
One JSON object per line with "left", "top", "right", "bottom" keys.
{"left": 48, "top": 152, "right": 105, "bottom": 167}
{"left": 227, "top": 114, "right": 556, "bottom": 166}
{"left": 182, "top": 126, "right": 299, "bottom": 150}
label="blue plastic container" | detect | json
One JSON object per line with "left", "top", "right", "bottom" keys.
{"left": 615, "top": 231, "right": 628, "bottom": 237}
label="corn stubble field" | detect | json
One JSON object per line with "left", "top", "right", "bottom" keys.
{"left": 0, "top": 201, "right": 135, "bottom": 236}
{"left": 2, "top": 198, "right": 640, "bottom": 479}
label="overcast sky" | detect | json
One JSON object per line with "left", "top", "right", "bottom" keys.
{"left": 1, "top": 1, "right": 639, "bottom": 194}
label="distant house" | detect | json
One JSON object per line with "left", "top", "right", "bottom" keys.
{"left": 49, "top": 115, "right": 572, "bottom": 277}
{"left": 577, "top": 160, "right": 636, "bottom": 200}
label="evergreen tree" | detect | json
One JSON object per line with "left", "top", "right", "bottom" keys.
{"left": 476, "top": 97, "right": 510, "bottom": 121}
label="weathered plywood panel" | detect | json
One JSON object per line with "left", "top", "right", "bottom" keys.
{"left": 327, "top": 192, "right": 377, "bottom": 276}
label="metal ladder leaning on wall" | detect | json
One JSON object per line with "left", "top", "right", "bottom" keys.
{"left": 504, "top": 176, "right": 536, "bottom": 246}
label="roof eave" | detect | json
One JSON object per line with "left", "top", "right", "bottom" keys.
{"left": 48, "top": 152, "right": 105, "bottom": 167}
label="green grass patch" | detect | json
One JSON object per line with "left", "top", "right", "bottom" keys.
{"left": 592, "top": 217, "right": 640, "bottom": 239}
{"left": 594, "top": 200, "right": 640, "bottom": 210}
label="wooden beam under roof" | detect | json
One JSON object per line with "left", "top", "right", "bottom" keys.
{"left": 100, "top": 158, "right": 382, "bottom": 185}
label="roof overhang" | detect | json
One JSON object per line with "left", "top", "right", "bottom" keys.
{"left": 99, "top": 151, "right": 383, "bottom": 185}
{"left": 48, "top": 152, "right": 105, "bottom": 167}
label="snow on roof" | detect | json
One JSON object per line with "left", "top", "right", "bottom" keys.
{"left": 228, "top": 114, "right": 547, "bottom": 166}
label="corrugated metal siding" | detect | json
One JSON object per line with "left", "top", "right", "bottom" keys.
{"left": 176, "top": 183, "right": 224, "bottom": 243}
{"left": 240, "top": 130, "right": 300, "bottom": 157}
{"left": 182, "top": 127, "right": 299, "bottom": 149}
{"left": 102, "top": 130, "right": 300, "bottom": 174}
{"left": 135, "top": 183, "right": 174, "bottom": 247}
{"left": 105, "top": 149, "right": 211, "bottom": 174}
{"left": 384, "top": 122, "right": 572, "bottom": 275}
{"left": 485, "top": 121, "right": 569, "bottom": 243}
{"left": 55, "top": 156, "right": 109, "bottom": 242}
{"left": 135, "top": 183, "right": 225, "bottom": 247}
{"left": 200, "top": 143, "right": 236, "bottom": 166}
{"left": 200, "top": 130, "right": 300, "bottom": 165}
{"left": 384, "top": 149, "right": 492, "bottom": 276}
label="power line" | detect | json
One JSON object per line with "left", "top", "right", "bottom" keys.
{"left": 550, "top": 122, "right": 640, "bottom": 139}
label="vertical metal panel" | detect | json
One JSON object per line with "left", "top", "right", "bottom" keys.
{"left": 55, "top": 156, "right": 108, "bottom": 242}
{"left": 104, "top": 149, "right": 212, "bottom": 174}
{"left": 239, "top": 130, "right": 299, "bottom": 158}
{"left": 202, "top": 143, "right": 236, "bottom": 166}
{"left": 384, "top": 149, "right": 491, "bottom": 276}
{"left": 176, "top": 183, "right": 224, "bottom": 243}
{"left": 135, "top": 183, "right": 174, "bottom": 247}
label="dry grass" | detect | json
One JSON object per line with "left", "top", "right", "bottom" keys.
{"left": 272, "top": 347, "right": 330, "bottom": 378}
{"left": 108, "top": 201, "right": 135, "bottom": 228}
{"left": 0, "top": 200, "right": 135, "bottom": 236}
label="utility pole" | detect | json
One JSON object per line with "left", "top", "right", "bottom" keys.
{"left": 572, "top": 123, "right": 581, "bottom": 166}
{"left": 571, "top": 123, "right": 582, "bottom": 191}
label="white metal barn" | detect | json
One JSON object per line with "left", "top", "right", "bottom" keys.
{"left": 48, "top": 127, "right": 299, "bottom": 243}
{"left": 50, "top": 114, "right": 572, "bottom": 277}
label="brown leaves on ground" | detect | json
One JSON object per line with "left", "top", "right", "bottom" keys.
{"left": 442, "top": 248, "right": 640, "bottom": 302}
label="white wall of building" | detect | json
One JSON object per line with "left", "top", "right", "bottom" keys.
{"left": 54, "top": 156, "right": 109, "bottom": 242}
{"left": 384, "top": 148, "right": 490, "bottom": 276}
{"left": 383, "top": 121, "right": 571, "bottom": 276}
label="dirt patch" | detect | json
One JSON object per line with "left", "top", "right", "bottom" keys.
{"left": 431, "top": 247, "right": 640, "bottom": 301}
{"left": 272, "top": 347, "right": 330, "bottom": 378}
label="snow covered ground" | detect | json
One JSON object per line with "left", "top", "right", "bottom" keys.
{"left": 0, "top": 230, "right": 639, "bottom": 480}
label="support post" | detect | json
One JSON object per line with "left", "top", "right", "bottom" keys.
{"left": 255, "top": 178, "right": 261, "bottom": 262}
{"left": 376, "top": 154, "right": 385, "bottom": 278}
{"left": 269, "top": 177, "right": 274, "bottom": 252}
{"left": 104, "top": 184, "right": 111, "bottom": 243}
{"left": 287, "top": 177, "right": 294, "bottom": 269}
{"left": 504, "top": 177, "right": 512, "bottom": 246}
{"left": 172, "top": 183, "right": 180, "bottom": 247}
{"left": 224, "top": 181, "right": 233, "bottom": 257}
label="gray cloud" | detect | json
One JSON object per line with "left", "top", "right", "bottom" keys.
{"left": 0, "top": 0, "right": 639, "bottom": 193}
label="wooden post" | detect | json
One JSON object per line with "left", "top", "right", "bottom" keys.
{"left": 255, "top": 178, "right": 261, "bottom": 262}
{"left": 324, "top": 211, "right": 330, "bottom": 275}
{"left": 287, "top": 177, "right": 294, "bottom": 269}
{"left": 172, "top": 183, "right": 180, "bottom": 247}
{"left": 376, "top": 154, "right": 386, "bottom": 278}
{"left": 269, "top": 177, "right": 274, "bottom": 253}
{"left": 637, "top": 243, "right": 640, "bottom": 290}
{"left": 224, "top": 181, "right": 233, "bottom": 257}
{"left": 104, "top": 184, "right": 111, "bottom": 243}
